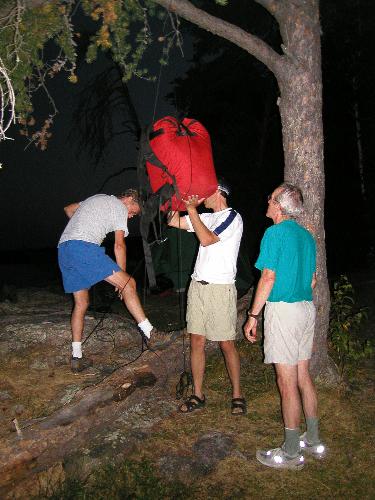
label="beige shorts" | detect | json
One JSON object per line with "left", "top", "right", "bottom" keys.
{"left": 186, "top": 280, "right": 237, "bottom": 341}
{"left": 264, "top": 301, "right": 315, "bottom": 365}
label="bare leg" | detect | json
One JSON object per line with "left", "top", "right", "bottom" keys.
{"left": 275, "top": 363, "right": 301, "bottom": 428}
{"left": 71, "top": 289, "right": 89, "bottom": 342}
{"left": 219, "top": 340, "right": 241, "bottom": 399}
{"left": 297, "top": 359, "right": 318, "bottom": 418}
{"left": 105, "top": 271, "right": 146, "bottom": 324}
{"left": 190, "top": 333, "right": 206, "bottom": 399}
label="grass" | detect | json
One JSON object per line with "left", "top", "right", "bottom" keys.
{"left": 38, "top": 459, "right": 193, "bottom": 499}
{"left": 43, "top": 340, "right": 375, "bottom": 499}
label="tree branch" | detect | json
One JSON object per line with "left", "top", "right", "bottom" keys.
{"left": 0, "top": 0, "right": 44, "bottom": 19}
{"left": 152, "top": 0, "right": 283, "bottom": 74}
{"left": 253, "top": 0, "right": 280, "bottom": 17}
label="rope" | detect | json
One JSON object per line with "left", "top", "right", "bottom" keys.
{"left": 174, "top": 132, "right": 195, "bottom": 399}
{"left": 80, "top": 254, "right": 171, "bottom": 388}
{"left": 151, "top": 14, "right": 169, "bottom": 123}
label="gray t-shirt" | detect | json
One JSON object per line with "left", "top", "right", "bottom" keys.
{"left": 59, "top": 194, "right": 129, "bottom": 246}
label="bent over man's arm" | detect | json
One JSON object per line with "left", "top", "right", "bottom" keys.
{"left": 114, "top": 230, "right": 126, "bottom": 271}
{"left": 64, "top": 202, "right": 79, "bottom": 219}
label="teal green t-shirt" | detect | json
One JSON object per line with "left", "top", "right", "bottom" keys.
{"left": 255, "top": 220, "right": 316, "bottom": 302}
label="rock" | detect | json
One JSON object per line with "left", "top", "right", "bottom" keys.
{"left": 30, "top": 360, "right": 49, "bottom": 370}
{"left": 158, "top": 432, "right": 237, "bottom": 482}
{"left": 54, "top": 355, "right": 69, "bottom": 366}
{"left": 192, "top": 431, "right": 235, "bottom": 474}
{"left": 0, "top": 391, "right": 12, "bottom": 401}
{"left": 158, "top": 455, "right": 196, "bottom": 483}
{"left": 40, "top": 388, "right": 115, "bottom": 429}
{"left": 12, "top": 405, "right": 25, "bottom": 416}
{"left": 0, "top": 284, "right": 18, "bottom": 303}
{"left": 98, "top": 364, "right": 118, "bottom": 375}
{"left": 6, "top": 462, "right": 65, "bottom": 499}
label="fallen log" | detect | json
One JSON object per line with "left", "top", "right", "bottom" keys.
{"left": 0, "top": 290, "right": 252, "bottom": 497}
{"left": 0, "top": 341, "right": 182, "bottom": 496}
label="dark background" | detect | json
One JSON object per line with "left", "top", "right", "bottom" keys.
{"left": 0, "top": 0, "right": 374, "bottom": 288}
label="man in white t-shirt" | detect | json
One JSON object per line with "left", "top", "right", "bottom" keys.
{"left": 58, "top": 189, "right": 165, "bottom": 372}
{"left": 168, "top": 180, "right": 246, "bottom": 415}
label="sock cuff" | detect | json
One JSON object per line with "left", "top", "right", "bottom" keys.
{"left": 138, "top": 318, "right": 153, "bottom": 338}
{"left": 72, "top": 341, "right": 82, "bottom": 359}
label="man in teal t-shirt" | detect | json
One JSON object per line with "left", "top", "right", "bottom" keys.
{"left": 244, "top": 183, "right": 325, "bottom": 470}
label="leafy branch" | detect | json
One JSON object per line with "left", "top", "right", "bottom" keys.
{"left": 328, "top": 275, "right": 373, "bottom": 378}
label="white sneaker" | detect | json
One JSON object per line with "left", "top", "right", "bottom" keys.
{"left": 299, "top": 432, "right": 326, "bottom": 459}
{"left": 256, "top": 447, "right": 304, "bottom": 470}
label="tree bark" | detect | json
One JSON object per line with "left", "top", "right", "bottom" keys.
{"left": 272, "top": 1, "right": 335, "bottom": 380}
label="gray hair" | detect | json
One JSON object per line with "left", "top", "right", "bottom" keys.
{"left": 118, "top": 188, "right": 140, "bottom": 204}
{"left": 274, "top": 183, "right": 304, "bottom": 217}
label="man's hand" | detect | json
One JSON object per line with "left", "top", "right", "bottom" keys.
{"left": 182, "top": 195, "right": 205, "bottom": 211}
{"left": 244, "top": 316, "right": 257, "bottom": 343}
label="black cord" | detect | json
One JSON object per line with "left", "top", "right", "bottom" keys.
{"left": 79, "top": 254, "right": 172, "bottom": 387}
{"left": 82, "top": 257, "right": 145, "bottom": 346}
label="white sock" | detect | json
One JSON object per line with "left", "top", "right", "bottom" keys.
{"left": 138, "top": 319, "right": 153, "bottom": 338}
{"left": 72, "top": 342, "right": 82, "bottom": 358}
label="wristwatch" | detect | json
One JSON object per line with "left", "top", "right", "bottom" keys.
{"left": 247, "top": 311, "right": 260, "bottom": 319}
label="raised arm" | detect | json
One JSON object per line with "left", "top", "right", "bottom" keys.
{"left": 184, "top": 195, "right": 219, "bottom": 247}
{"left": 64, "top": 202, "right": 79, "bottom": 219}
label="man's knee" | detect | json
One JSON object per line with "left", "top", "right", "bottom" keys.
{"left": 276, "top": 365, "right": 298, "bottom": 394}
{"left": 124, "top": 275, "right": 137, "bottom": 291}
{"left": 118, "top": 274, "right": 137, "bottom": 295}
{"left": 191, "top": 334, "right": 205, "bottom": 350}
{"left": 297, "top": 360, "right": 314, "bottom": 389}
{"left": 74, "top": 294, "right": 89, "bottom": 311}
{"left": 219, "top": 340, "right": 236, "bottom": 354}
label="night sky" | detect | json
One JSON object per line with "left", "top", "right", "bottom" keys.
{"left": 0, "top": 11, "right": 192, "bottom": 251}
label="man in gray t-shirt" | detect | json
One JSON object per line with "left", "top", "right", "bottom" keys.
{"left": 58, "top": 189, "right": 164, "bottom": 372}
{"left": 59, "top": 194, "right": 131, "bottom": 246}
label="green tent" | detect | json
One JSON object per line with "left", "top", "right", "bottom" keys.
{"left": 152, "top": 226, "right": 254, "bottom": 296}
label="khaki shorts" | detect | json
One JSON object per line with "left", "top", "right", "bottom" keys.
{"left": 186, "top": 280, "right": 237, "bottom": 341}
{"left": 264, "top": 301, "right": 315, "bottom": 365}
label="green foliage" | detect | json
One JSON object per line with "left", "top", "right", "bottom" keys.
{"left": 81, "top": 0, "right": 155, "bottom": 81}
{"left": 0, "top": 1, "right": 77, "bottom": 116}
{"left": 329, "top": 275, "right": 373, "bottom": 377}
{"left": 0, "top": 0, "right": 173, "bottom": 147}
{"left": 39, "top": 457, "right": 192, "bottom": 499}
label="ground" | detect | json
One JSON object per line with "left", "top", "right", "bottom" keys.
{"left": 0, "top": 273, "right": 374, "bottom": 499}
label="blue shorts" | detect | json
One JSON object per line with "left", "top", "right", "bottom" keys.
{"left": 58, "top": 240, "right": 121, "bottom": 293}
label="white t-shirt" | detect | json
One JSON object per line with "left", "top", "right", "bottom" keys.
{"left": 59, "top": 194, "right": 129, "bottom": 246}
{"left": 185, "top": 208, "right": 243, "bottom": 284}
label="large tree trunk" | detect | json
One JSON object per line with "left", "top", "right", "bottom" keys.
{"left": 274, "top": 2, "right": 337, "bottom": 381}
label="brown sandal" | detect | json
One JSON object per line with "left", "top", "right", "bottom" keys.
{"left": 231, "top": 397, "right": 247, "bottom": 415}
{"left": 179, "top": 394, "right": 206, "bottom": 413}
